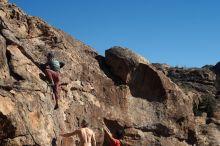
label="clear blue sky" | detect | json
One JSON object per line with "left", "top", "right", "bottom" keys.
{"left": 9, "top": 0, "right": 220, "bottom": 67}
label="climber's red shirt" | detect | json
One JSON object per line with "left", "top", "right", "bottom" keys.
{"left": 111, "top": 139, "right": 120, "bottom": 146}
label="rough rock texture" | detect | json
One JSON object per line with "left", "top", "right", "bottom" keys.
{"left": 105, "top": 46, "right": 150, "bottom": 83}
{"left": 0, "top": 0, "right": 7, "bottom": 4}
{"left": 153, "top": 64, "right": 220, "bottom": 146}
{"left": 0, "top": 2, "right": 219, "bottom": 146}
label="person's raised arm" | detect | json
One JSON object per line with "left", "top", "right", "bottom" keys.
{"left": 103, "top": 125, "right": 115, "bottom": 142}
{"left": 60, "top": 129, "right": 80, "bottom": 137}
{"left": 59, "top": 61, "right": 65, "bottom": 68}
{"left": 39, "top": 62, "right": 48, "bottom": 70}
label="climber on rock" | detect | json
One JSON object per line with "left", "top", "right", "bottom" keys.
{"left": 102, "top": 122, "right": 124, "bottom": 146}
{"left": 43, "top": 52, "right": 65, "bottom": 110}
{"left": 60, "top": 119, "right": 96, "bottom": 146}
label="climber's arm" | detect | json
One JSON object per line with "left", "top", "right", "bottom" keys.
{"left": 60, "top": 130, "right": 80, "bottom": 137}
{"left": 59, "top": 61, "right": 65, "bottom": 68}
{"left": 103, "top": 126, "right": 115, "bottom": 142}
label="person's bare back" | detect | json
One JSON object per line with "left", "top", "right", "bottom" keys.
{"left": 78, "top": 128, "right": 96, "bottom": 146}
{"left": 60, "top": 119, "right": 96, "bottom": 146}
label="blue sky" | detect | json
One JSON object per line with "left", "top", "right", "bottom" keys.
{"left": 9, "top": 0, "right": 220, "bottom": 67}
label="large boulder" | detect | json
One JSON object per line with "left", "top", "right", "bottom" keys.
{"left": 0, "top": 2, "right": 219, "bottom": 146}
{"left": 105, "top": 47, "right": 197, "bottom": 145}
{"left": 105, "top": 46, "right": 150, "bottom": 83}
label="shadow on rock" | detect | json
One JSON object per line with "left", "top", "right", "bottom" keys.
{"left": 51, "top": 138, "right": 57, "bottom": 146}
{"left": 95, "top": 55, "right": 125, "bottom": 86}
{"left": 0, "top": 112, "right": 16, "bottom": 145}
{"left": 129, "top": 64, "right": 167, "bottom": 102}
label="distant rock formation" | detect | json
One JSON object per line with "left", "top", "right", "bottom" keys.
{"left": 154, "top": 64, "right": 220, "bottom": 146}
{"left": 0, "top": 2, "right": 219, "bottom": 146}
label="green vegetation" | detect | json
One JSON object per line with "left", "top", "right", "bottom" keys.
{"left": 193, "top": 94, "right": 216, "bottom": 117}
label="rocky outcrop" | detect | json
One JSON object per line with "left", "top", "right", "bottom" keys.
{"left": 0, "top": 2, "right": 219, "bottom": 146}
{"left": 105, "top": 48, "right": 197, "bottom": 145}
{"left": 105, "top": 46, "right": 150, "bottom": 84}
{"left": 168, "top": 67, "right": 216, "bottom": 94}
{"left": 153, "top": 64, "right": 220, "bottom": 145}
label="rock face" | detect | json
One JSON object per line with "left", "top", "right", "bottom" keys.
{"left": 0, "top": 0, "right": 7, "bottom": 3}
{"left": 105, "top": 46, "right": 150, "bottom": 84}
{"left": 0, "top": 2, "right": 219, "bottom": 146}
{"left": 153, "top": 64, "right": 220, "bottom": 146}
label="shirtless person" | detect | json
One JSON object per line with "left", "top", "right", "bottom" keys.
{"left": 60, "top": 119, "right": 96, "bottom": 146}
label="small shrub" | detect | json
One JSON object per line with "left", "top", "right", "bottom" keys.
{"left": 193, "top": 94, "right": 216, "bottom": 117}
